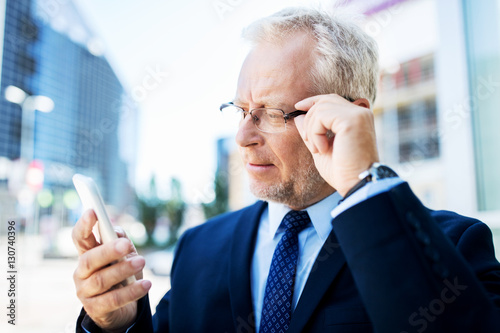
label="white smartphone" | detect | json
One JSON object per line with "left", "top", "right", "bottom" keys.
{"left": 72, "top": 174, "right": 136, "bottom": 286}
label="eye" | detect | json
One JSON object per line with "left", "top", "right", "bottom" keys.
{"left": 264, "top": 109, "right": 284, "bottom": 124}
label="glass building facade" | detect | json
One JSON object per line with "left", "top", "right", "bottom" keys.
{"left": 462, "top": 0, "right": 500, "bottom": 212}
{"left": 0, "top": 0, "right": 136, "bottom": 213}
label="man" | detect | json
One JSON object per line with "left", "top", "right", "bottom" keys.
{"left": 73, "top": 7, "right": 500, "bottom": 333}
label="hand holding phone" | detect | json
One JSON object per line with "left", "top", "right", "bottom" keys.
{"left": 72, "top": 174, "right": 136, "bottom": 286}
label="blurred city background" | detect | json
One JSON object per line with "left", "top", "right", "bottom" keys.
{"left": 0, "top": 0, "right": 499, "bottom": 332}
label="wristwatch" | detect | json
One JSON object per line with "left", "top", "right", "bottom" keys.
{"left": 342, "top": 162, "right": 398, "bottom": 200}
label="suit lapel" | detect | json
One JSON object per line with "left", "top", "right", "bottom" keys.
{"left": 288, "top": 227, "right": 347, "bottom": 333}
{"left": 228, "top": 201, "right": 267, "bottom": 333}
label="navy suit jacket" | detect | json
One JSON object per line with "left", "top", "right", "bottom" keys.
{"left": 77, "top": 182, "right": 500, "bottom": 332}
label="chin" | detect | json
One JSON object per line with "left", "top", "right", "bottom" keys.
{"left": 247, "top": 160, "right": 331, "bottom": 207}
{"left": 249, "top": 180, "right": 287, "bottom": 202}
{"left": 249, "top": 178, "right": 329, "bottom": 209}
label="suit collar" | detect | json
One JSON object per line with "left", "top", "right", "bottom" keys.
{"left": 228, "top": 200, "right": 267, "bottom": 333}
{"left": 288, "top": 228, "right": 347, "bottom": 333}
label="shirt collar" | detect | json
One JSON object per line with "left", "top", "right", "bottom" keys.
{"left": 267, "top": 191, "right": 342, "bottom": 242}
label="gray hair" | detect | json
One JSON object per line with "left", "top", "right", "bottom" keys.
{"left": 242, "top": 7, "right": 379, "bottom": 105}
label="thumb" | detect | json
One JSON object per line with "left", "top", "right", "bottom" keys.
{"left": 72, "top": 209, "right": 100, "bottom": 255}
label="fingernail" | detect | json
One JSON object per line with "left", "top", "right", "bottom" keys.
{"left": 84, "top": 209, "right": 95, "bottom": 221}
{"left": 131, "top": 257, "right": 144, "bottom": 268}
{"left": 141, "top": 280, "right": 152, "bottom": 290}
{"left": 115, "top": 239, "right": 129, "bottom": 253}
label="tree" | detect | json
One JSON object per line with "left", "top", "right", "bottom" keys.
{"left": 164, "top": 178, "right": 185, "bottom": 246}
{"left": 136, "top": 175, "right": 165, "bottom": 245}
{"left": 201, "top": 170, "right": 229, "bottom": 219}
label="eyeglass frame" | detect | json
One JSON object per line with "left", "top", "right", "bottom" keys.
{"left": 219, "top": 96, "right": 355, "bottom": 133}
{"left": 220, "top": 102, "right": 307, "bottom": 130}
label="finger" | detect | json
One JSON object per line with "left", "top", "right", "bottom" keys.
{"left": 80, "top": 256, "right": 146, "bottom": 298}
{"left": 310, "top": 115, "right": 332, "bottom": 154}
{"left": 295, "top": 94, "right": 323, "bottom": 111}
{"left": 114, "top": 227, "right": 140, "bottom": 261}
{"left": 303, "top": 111, "right": 323, "bottom": 154}
{"left": 311, "top": 132, "right": 330, "bottom": 154}
{"left": 72, "top": 210, "right": 100, "bottom": 255}
{"left": 114, "top": 226, "right": 126, "bottom": 238}
{"left": 294, "top": 115, "right": 306, "bottom": 140}
{"left": 85, "top": 279, "right": 151, "bottom": 315}
{"left": 75, "top": 238, "right": 134, "bottom": 280}
{"left": 295, "top": 116, "right": 317, "bottom": 154}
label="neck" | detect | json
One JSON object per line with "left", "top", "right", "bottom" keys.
{"left": 286, "top": 187, "right": 336, "bottom": 211}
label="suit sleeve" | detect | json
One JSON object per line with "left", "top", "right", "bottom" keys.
{"left": 331, "top": 182, "right": 500, "bottom": 332}
{"left": 151, "top": 227, "right": 192, "bottom": 332}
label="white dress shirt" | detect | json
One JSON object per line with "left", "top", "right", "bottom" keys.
{"left": 251, "top": 192, "right": 341, "bottom": 332}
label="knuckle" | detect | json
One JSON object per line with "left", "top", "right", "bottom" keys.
{"left": 109, "top": 290, "right": 122, "bottom": 309}
{"left": 75, "top": 279, "right": 92, "bottom": 302}
{"left": 73, "top": 267, "right": 81, "bottom": 282}
{"left": 71, "top": 225, "right": 83, "bottom": 247}
{"left": 91, "top": 272, "right": 106, "bottom": 292}
{"left": 79, "top": 253, "right": 92, "bottom": 273}
{"left": 102, "top": 240, "right": 121, "bottom": 261}
{"left": 84, "top": 299, "right": 104, "bottom": 319}
{"left": 71, "top": 226, "right": 78, "bottom": 244}
{"left": 83, "top": 302, "right": 95, "bottom": 316}
{"left": 76, "top": 286, "right": 85, "bottom": 301}
{"left": 76, "top": 287, "right": 83, "bottom": 300}
{"left": 126, "top": 283, "right": 142, "bottom": 302}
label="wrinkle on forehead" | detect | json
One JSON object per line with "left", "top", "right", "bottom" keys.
{"left": 236, "top": 32, "right": 316, "bottom": 109}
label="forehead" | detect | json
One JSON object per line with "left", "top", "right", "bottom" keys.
{"left": 235, "top": 32, "right": 316, "bottom": 107}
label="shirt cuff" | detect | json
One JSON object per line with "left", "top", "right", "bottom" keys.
{"left": 81, "top": 314, "right": 137, "bottom": 333}
{"left": 331, "top": 177, "right": 404, "bottom": 219}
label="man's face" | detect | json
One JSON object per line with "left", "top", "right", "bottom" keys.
{"left": 234, "top": 33, "right": 334, "bottom": 209}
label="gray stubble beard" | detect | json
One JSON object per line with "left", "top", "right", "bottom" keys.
{"left": 249, "top": 160, "right": 329, "bottom": 208}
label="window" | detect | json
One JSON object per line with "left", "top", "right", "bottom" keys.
{"left": 398, "top": 99, "right": 439, "bottom": 163}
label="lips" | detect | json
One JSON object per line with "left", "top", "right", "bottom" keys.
{"left": 248, "top": 162, "right": 273, "bottom": 167}
{"left": 245, "top": 162, "right": 276, "bottom": 176}
{"left": 240, "top": 151, "right": 277, "bottom": 177}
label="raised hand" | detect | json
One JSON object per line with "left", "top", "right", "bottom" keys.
{"left": 294, "top": 94, "right": 379, "bottom": 197}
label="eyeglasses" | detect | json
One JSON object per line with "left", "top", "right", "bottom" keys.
{"left": 219, "top": 102, "right": 307, "bottom": 133}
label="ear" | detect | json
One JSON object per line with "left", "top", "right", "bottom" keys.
{"left": 352, "top": 98, "right": 371, "bottom": 109}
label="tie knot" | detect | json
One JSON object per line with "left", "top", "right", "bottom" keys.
{"left": 282, "top": 210, "right": 311, "bottom": 234}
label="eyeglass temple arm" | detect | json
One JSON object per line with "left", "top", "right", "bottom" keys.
{"left": 219, "top": 102, "right": 235, "bottom": 111}
{"left": 284, "top": 110, "right": 308, "bottom": 120}
{"left": 221, "top": 96, "right": 355, "bottom": 114}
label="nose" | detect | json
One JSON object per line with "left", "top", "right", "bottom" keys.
{"left": 235, "top": 112, "right": 263, "bottom": 148}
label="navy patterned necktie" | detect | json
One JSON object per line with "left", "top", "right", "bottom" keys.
{"left": 260, "top": 210, "right": 311, "bottom": 333}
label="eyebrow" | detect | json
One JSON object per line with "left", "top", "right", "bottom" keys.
{"left": 233, "top": 96, "right": 288, "bottom": 109}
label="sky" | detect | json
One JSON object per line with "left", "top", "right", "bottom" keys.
{"left": 71, "top": 0, "right": 338, "bottom": 201}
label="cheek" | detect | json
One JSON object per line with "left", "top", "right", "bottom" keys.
{"left": 273, "top": 135, "right": 311, "bottom": 172}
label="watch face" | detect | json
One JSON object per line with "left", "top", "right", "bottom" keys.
{"left": 374, "top": 165, "right": 398, "bottom": 180}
